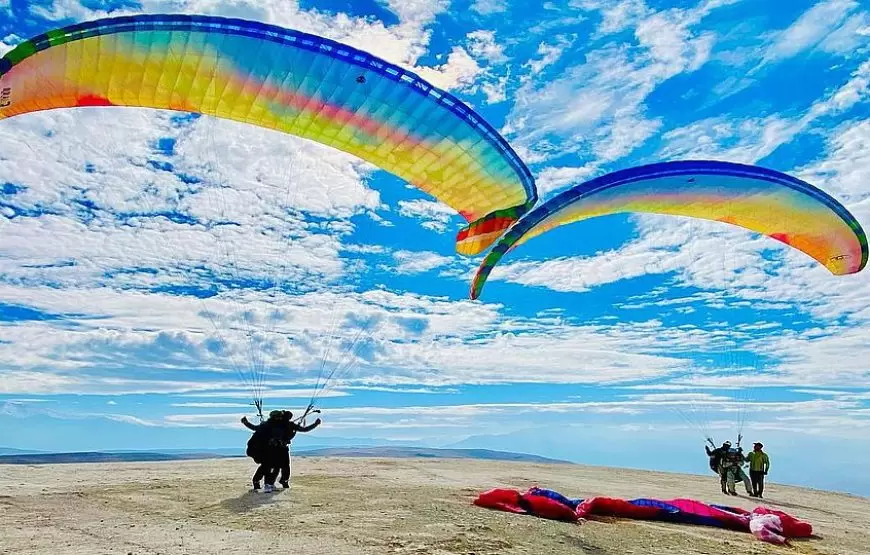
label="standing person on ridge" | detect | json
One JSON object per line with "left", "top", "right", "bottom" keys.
{"left": 746, "top": 442, "right": 771, "bottom": 498}
{"left": 711, "top": 442, "right": 751, "bottom": 496}
{"left": 241, "top": 410, "right": 284, "bottom": 493}
{"left": 267, "top": 409, "right": 322, "bottom": 490}
{"left": 720, "top": 445, "right": 739, "bottom": 495}
{"left": 705, "top": 440, "right": 731, "bottom": 494}
{"left": 734, "top": 444, "right": 754, "bottom": 495}
{"left": 723, "top": 445, "right": 753, "bottom": 496}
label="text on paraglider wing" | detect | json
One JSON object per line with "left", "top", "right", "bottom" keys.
{"left": 0, "top": 87, "right": 11, "bottom": 107}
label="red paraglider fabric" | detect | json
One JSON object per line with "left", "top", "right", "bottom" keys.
{"left": 523, "top": 492, "right": 580, "bottom": 522}
{"left": 472, "top": 488, "right": 527, "bottom": 514}
{"left": 472, "top": 487, "right": 813, "bottom": 545}
{"left": 752, "top": 506, "right": 813, "bottom": 538}
{"left": 473, "top": 488, "right": 579, "bottom": 521}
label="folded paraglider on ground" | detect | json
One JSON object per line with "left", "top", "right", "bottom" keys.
{"left": 473, "top": 487, "right": 813, "bottom": 545}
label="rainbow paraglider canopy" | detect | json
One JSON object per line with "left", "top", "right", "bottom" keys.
{"left": 0, "top": 13, "right": 537, "bottom": 255}
{"left": 471, "top": 160, "right": 867, "bottom": 299}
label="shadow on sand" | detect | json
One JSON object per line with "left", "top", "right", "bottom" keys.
{"left": 758, "top": 497, "right": 839, "bottom": 517}
{"left": 220, "top": 489, "right": 285, "bottom": 514}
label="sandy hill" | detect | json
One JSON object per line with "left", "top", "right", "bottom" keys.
{"left": 0, "top": 456, "right": 866, "bottom": 554}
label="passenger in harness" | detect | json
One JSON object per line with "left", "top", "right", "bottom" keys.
{"left": 705, "top": 441, "right": 731, "bottom": 493}
{"left": 241, "top": 410, "right": 284, "bottom": 492}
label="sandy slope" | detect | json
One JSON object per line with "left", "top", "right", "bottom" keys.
{"left": 1, "top": 456, "right": 867, "bottom": 555}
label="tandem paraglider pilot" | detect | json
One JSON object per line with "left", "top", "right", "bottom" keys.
{"left": 242, "top": 409, "right": 322, "bottom": 493}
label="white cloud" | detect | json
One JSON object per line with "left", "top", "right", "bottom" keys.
{"left": 390, "top": 250, "right": 453, "bottom": 274}
{"left": 343, "top": 385, "right": 457, "bottom": 394}
{"left": 342, "top": 244, "right": 389, "bottom": 255}
{"left": 171, "top": 402, "right": 252, "bottom": 408}
{"left": 382, "top": 0, "right": 450, "bottom": 27}
{"left": 183, "top": 388, "right": 350, "bottom": 400}
{"left": 124, "top": 395, "right": 870, "bottom": 438}
{"left": 29, "top": 0, "right": 125, "bottom": 20}
{"left": 661, "top": 59, "right": 870, "bottom": 163}
{"left": 415, "top": 46, "right": 485, "bottom": 92}
{"left": 491, "top": 113, "right": 870, "bottom": 388}
{"left": 0, "top": 111, "right": 370, "bottom": 295}
{"left": 26, "top": 0, "right": 499, "bottom": 99}
{"left": 4, "top": 0, "right": 868, "bottom": 434}
{"left": 575, "top": 0, "right": 650, "bottom": 35}
{"left": 466, "top": 30, "right": 508, "bottom": 64}
{"left": 471, "top": 0, "right": 508, "bottom": 15}
{"left": 0, "top": 278, "right": 743, "bottom": 393}
{"left": 397, "top": 199, "right": 458, "bottom": 233}
{"left": 0, "top": 400, "right": 168, "bottom": 427}
{"left": 106, "top": 414, "right": 164, "bottom": 427}
{"left": 0, "top": 371, "right": 86, "bottom": 395}
{"left": 535, "top": 165, "right": 598, "bottom": 198}
{"left": 0, "top": 34, "right": 19, "bottom": 57}
{"left": 479, "top": 74, "right": 510, "bottom": 104}
{"left": 745, "top": 327, "right": 870, "bottom": 388}
{"left": 505, "top": 1, "right": 721, "bottom": 165}
{"left": 820, "top": 11, "right": 870, "bottom": 57}
{"left": 757, "top": 0, "right": 861, "bottom": 67}
{"left": 521, "top": 35, "right": 577, "bottom": 82}
{"left": 176, "top": 117, "right": 383, "bottom": 219}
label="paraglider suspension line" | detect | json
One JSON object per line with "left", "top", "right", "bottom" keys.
{"left": 294, "top": 403, "right": 320, "bottom": 424}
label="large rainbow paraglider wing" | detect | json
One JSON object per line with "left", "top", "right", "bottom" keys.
{"left": 0, "top": 14, "right": 536, "bottom": 255}
{"left": 471, "top": 160, "right": 867, "bottom": 299}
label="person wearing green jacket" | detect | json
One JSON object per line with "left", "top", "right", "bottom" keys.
{"left": 746, "top": 442, "right": 771, "bottom": 498}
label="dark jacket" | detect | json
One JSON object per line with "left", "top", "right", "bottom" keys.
{"left": 705, "top": 445, "right": 727, "bottom": 473}
{"left": 243, "top": 418, "right": 284, "bottom": 461}
{"left": 278, "top": 418, "right": 322, "bottom": 447}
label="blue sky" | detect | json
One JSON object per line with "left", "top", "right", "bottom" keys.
{"left": 1, "top": 0, "right": 869, "bottom": 496}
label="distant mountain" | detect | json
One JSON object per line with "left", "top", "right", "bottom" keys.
{"left": 297, "top": 436, "right": 430, "bottom": 450}
{"left": 0, "top": 447, "right": 44, "bottom": 456}
{"left": 0, "top": 450, "right": 233, "bottom": 464}
{"left": 296, "top": 446, "right": 573, "bottom": 464}
{"left": 0, "top": 446, "right": 572, "bottom": 465}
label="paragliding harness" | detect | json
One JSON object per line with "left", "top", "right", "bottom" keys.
{"left": 708, "top": 435, "right": 743, "bottom": 474}
{"left": 708, "top": 454, "right": 720, "bottom": 474}
{"left": 706, "top": 437, "right": 721, "bottom": 474}
{"left": 245, "top": 423, "right": 271, "bottom": 464}
{"left": 246, "top": 403, "right": 321, "bottom": 461}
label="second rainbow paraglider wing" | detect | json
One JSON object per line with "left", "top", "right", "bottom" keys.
{"left": 471, "top": 160, "right": 867, "bottom": 299}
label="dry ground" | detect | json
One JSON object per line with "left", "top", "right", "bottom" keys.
{"left": 1, "top": 456, "right": 867, "bottom": 554}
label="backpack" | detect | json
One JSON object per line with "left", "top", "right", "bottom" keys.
{"left": 245, "top": 421, "right": 275, "bottom": 462}
{"left": 709, "top": 455, "right": 720, "bottom": 473}
{"left": 708, "top": 448, "right": 723, "bottom": 473}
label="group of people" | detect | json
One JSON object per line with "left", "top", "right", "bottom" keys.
{"left": 241, "top": 410, "right": 775, "bottom": 501}
{"left": 242, "top": 409, "right": 322, "bottom": 493}
{"left": 706, "top": 440, "right": 770, "bottom": 498}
